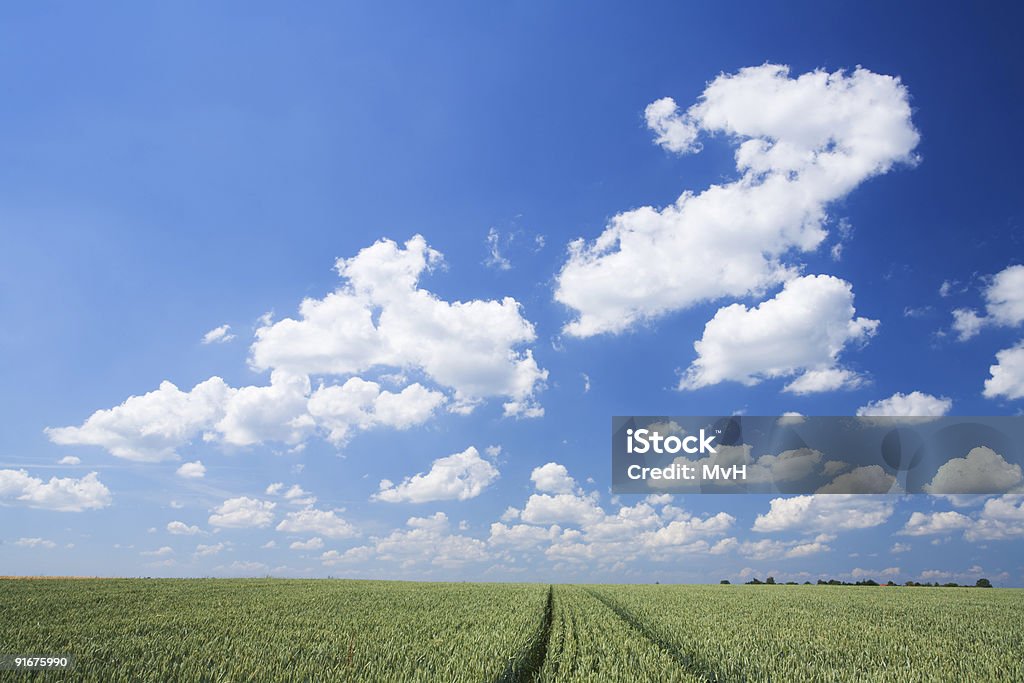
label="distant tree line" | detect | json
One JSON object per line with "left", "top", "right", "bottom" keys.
{"left": 719, "top": 577, "right": 993, "bottom": 588}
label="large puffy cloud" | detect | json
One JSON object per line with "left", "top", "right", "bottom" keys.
{"left": 895, "top": 496, "right": 1024, "bottom": 543}
{"left": 167, "top": 521, "right": 201, "bottom": 535}
{"left": 753, "top": 494, "right": 893, "bottom": 533}
{"left": 924, "top": 447, "right": 1023, "bottom": 495}
{"left": 276, "top": 508, "right": 357, "bottom": 539}
{"left": 252, "top": 236, "right": 547, "bottom": 417}
{"left": 965, "top": 495, "right": 1024, "bottom": 541}
{"left": 679, "top": 275, "right": 878, "bottom": 392}
{"left": 952, "top": 265, "right": 1024, "bottom": 340}
{"left": 46, "top": 237, "right": 545, "bottom": 460}
{"left": 640, "top": 512, "right": 736, "bottom": 547}
{"left": 216, "top": 371, "right": 315, "bottom": 447}
{"left": 984, "top": 341, "right": 1024, "bottom": 400}
{"left": 521, "top": 493, "right": 605, "bottom": 527}
{"left": 372, "top": 512, "right": 489, "bottom": 568}
{"left": 45, "top": 378, "right": 235, "bottom": 461}
{"left": 46, "top": 373, "right": 321, "bottom": 458}
{"left": 519, "top": 461, "right": 604, "bottom": 526}
{"left": 176, "top": 461, "right": 206, "bottom": 479}
{"left": 208, "top": 497, "right": 276, "bottom": 529}
{"left": 307, "top": 377, "right": 446, "bottom": 446}
{"left": 900, "top": 510, "right": 973, "bottom": 536}
{"left": 48, "top": 371, "right": 449, "bottom": 457}
{"left": 530, "top": 462, "right": 578, "bottom": 494}
{"left": 856, "top": 391, "right": 952, "bottom": 420}
{"left": 374, "top": 446, "right": 499, "bottom": 503}
{"left": 0, "top": 469, "right": 111, "bottom": 511}
{"left": 556, "top": 64, "right": 918, "bottom": 337}
{"left": 984, "top": 266, "right": 1024, "bottom": 326}
{"left": 735, "top": 538, "right": 831, "bottom": 561}
{"left": 49, "top": 373, "right": 315, "bottom": 457}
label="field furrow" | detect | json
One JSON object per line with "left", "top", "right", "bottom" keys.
{"left": 538, "top": 585, "right": 700, "bottom": 682}
{"left": 584, "top": 588, "right": 729, "bottom": 682}
{"left": 496, "top": 585, "right": 554, "bottom": 683}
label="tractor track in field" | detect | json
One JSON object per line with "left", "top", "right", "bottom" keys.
{"left": 584, "top": 588, "right": 737, "bottom": 683}
{"left": 496, "top": 585, "right": 553, "bottom": 683}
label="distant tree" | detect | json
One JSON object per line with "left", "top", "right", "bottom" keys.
{"left": 817, "top": 579, "right": 827, "bottom": 585}
{"left": 886, "top": 581, "right": 896, "bottom": 587}
{"left": 828, "top": 579, "right": 841, "bottom": 586}
{"left": 749, "top": 578, "right": 763, "bottom": 585}
{"left": 976, "top": 578, "right": 992, "bottom": 588}
{"left": 720, "top": 579, "right": 730, "bottom": 584}
{"left": 765, "top": 576, "right": 776, "bottom": 585}
{"left": 803, "top": 581, "right": 811, "bottom": 585}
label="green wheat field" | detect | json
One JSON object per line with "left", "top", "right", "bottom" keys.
{"left": 1, "top": 579, "right": 1022, "bottom": 681}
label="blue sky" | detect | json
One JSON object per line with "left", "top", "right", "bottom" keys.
{"left": 2, "top": 3, "right": 1024, "bottom": 584}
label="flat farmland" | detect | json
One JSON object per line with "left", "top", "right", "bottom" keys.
{"left": 1, "top": 579, "right": 1022, "bottom": 682}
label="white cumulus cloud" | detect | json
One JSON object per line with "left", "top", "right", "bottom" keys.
{"left": 521, "top": 493, "right": 605, "bottom": 527}
{"left": 276, "top": 508, "right": 357, "bottom": 539}
{"left": 965, "top": 495, "right": 1024, "bottom": 541}
{"left": 328, "top": 512, "right": 488, "bottom": 569}
{"left": 530, "top": 462, "right": 578, "bottom": 494}
{"left": 679, "top": 275, "right": 878, "bottom": 392}
{"left": 0, "top": 469, "right": 111, "bottom": 511}
{"left": 952, "top": 265, "right": 1024, "bottom": 340}
{"left": 984, "top": 341, "right": 1024, "bottom": 400}
{"left": 208, "top": 497, "right": 276, "bottom": 529}
{"left": 307, "top": 377, "right": 446, "bottom": 446}
{"left": 251, "top": 235, "right": 547, "bottom": 417}
{"left": 923, "top": 447, "right": 1023, "bottom": 495}
{"left": 45, "top": 377, "right": 234, "bottom": 461}
{"left": 900, "top": 510, "right": 973, "bottom": 536}
{"left": 556, "top": 64, "right": 918, "bottom": 338}
{"left": 47, "top": 237, "right": 546, "bottom": 461}
{"left": 167, "top": 521, "right": 201, "bottom": 535}
{"left": 176, "top": 460, "right": 206, "bottom": 479}
{"left": 753, "top": 494, "right": 893, "bottom": 533}
{"left": 856, "top": 391, "right": 952, "bottom": 420}
{"left": 374, "top": 446, "right": 499, "bottom": 503}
